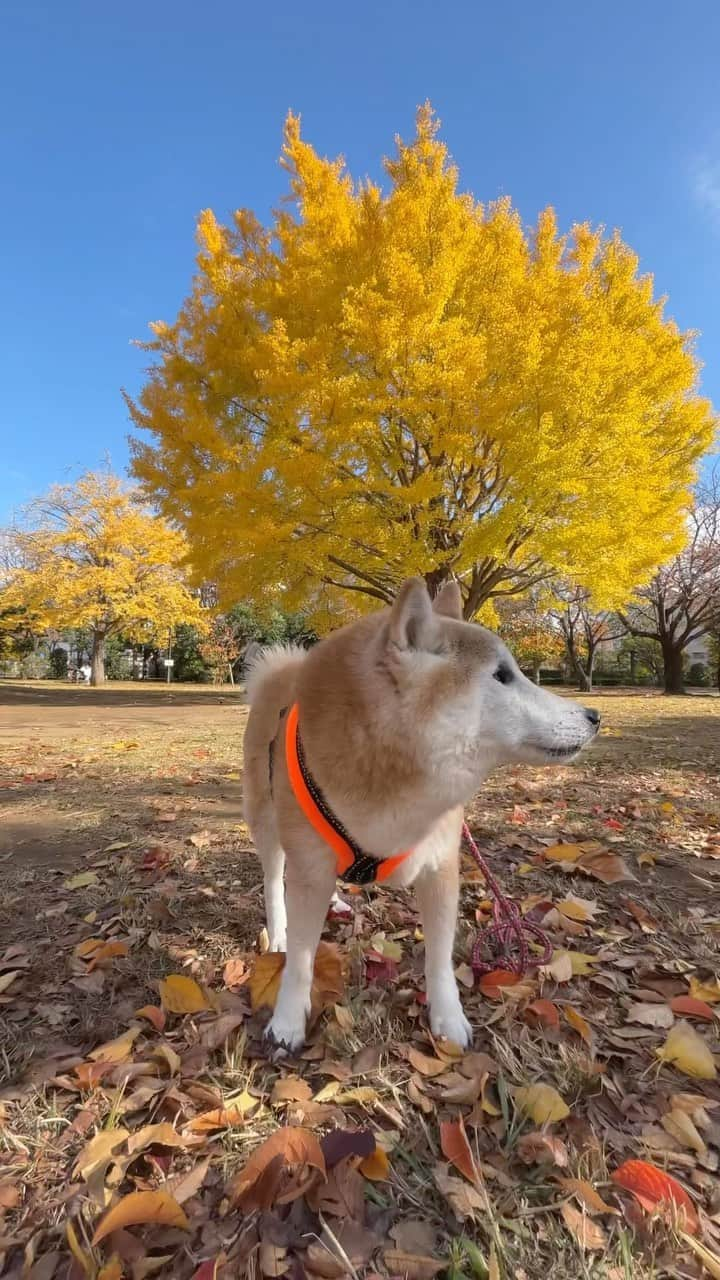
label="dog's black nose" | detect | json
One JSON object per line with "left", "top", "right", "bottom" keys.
{"left": 584, "top": 707, "right": 601, "bottom": 727}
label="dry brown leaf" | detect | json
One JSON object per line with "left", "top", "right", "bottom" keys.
{"left": 259, "top": 1241, "right": 289, "bottom": 1277}
{"left": 228, "top": 1126, "right": 325, "bottom": 1208}
{"left": 92, "top": 1189, "right": 189, "bottom": 1243}
{"left": 544, "top": 843, "right": 586, "bottom": 863}
{"left": 626, "top": 1001, "right": 675, "bottom": 1029}
{"left": 390, "top": 1220, "right": 437, "bottom": 1255}
{"left": 561, "top": 1201, "right": 608, "bottom": 1251}
{"left": 515, "top": 1083, "right": 569, "bottom": 1124}
{"left": 565, "top": 1007, "right": 594, "bottom": 1047}
{"left": 440, "top": 1118, "right": 481, "bottom": 1187}
{"left": 577, "top": 849, "right": 632, "bottom": 884}
{"left": 126, "top": 1123, "right": 187, "bottom": 1156}
{"left": 657, "top": 1021, "right": 717, "bottom": 1079}
{"left": 558, "top": 1177, "right": 619, "bottom": 1215}
{"left": 134, "top": 1005, "right": 166, "bottom": 1033}
{"left": 271, "top": 1077, "right": 313, "bottom": 1106}
{"left": 407, "top": 1048, "right": 448, "bottom": 1077}
{"left": 524, "top": 999, "right": 560, "bottom": 1029}
{"left": 433, "top": 1164, "right": 486, "bottom": 1221}
{"left": 88, "top": 1027, "right": 140, "bottom": 1064}
{"left": 556, "top": 896, "right": 599, "bottom": 923}
{"left": 196, "top": 1012, "right": 245, "bottom": 1051}
{"left": 383, "top": 1251, "right": 444, "bottom": 1280}
{"left": 74, "top": 1128, "right": 130, "bottom": 1180}
{"left": 97, "top": 1259, "right": 124, "bottom": 1280}
{"left": 159, "top": 974, "right": 211, "bottom": 1015}
{"left": 165, "top": 1156, "right": 211, "bottom": 1205}
{"left": 186, "top": 1104, "right": 251, "bottom": 1132}
{"left": 661, "top": 1108, "right": 707, "bottom": 1154}
{"left": 516, "top": 1131, "right": 568, "bottom": 1167}
{"left": 679, "top": 1233, "right": 720, "bottom": 1279}
{"left": 223, "top": 956, "right": 248, "bottom": 988}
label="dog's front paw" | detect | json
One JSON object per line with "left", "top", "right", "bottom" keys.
{"left": 266, "top": 1002, "right": 308, "bottom": 1053}
{"left": 430, "top": 1003, "right": 473, "bottom": 1050}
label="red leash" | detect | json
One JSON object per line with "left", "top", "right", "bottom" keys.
{"left": 462, "top": 822, "right": 552, "bottom": 978}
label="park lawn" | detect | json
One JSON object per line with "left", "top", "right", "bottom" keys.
{"left": 1, "top": 683, "right": 720, "bottom": 1279}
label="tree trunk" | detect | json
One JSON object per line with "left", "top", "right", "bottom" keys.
{"left": 662, "top": 642, "right": 685, "bottom": 695}
{"left": 533, "top": 661, "right": 541, "bottom": 685}
{"left": 91, "top": 631, "right": 106, "bottom": 686}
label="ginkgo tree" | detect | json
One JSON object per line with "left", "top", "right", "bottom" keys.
{"left": 1, "top": 472, "right": 204, "bottom": 684}
{"left": 128, "top": 106, "right": 715, "bottom": 621}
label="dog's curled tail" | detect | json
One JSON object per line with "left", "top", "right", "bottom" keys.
{"left": 244, "top": 644, "right": 308, "bottom": 707}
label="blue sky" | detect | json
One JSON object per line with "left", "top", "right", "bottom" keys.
{"left": 2, "top": 0, "right": 719, "bottom": 522}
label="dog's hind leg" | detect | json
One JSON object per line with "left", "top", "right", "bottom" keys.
{"left": 268, "top": 858, "right": 336, "bottom": 1051}
{"left": 253, "top": 815, "right": 287, "bottom": 953}
{"left": 414, "top": 857, "right": 473, "bottom": 1049}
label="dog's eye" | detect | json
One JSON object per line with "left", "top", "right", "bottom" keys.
{"left": 493, "top": 664, "right": 514, "bottom": 686}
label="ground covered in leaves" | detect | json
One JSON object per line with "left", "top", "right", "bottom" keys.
{"left": 2, "top": 680, "right": 720, "bottom": 1280}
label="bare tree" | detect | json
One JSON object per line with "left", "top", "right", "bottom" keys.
{"left": 619, "top": 471, "right": 720, "bottom": 694}
{"left": 549, "top": 586, "right": 626, "bottom": 692}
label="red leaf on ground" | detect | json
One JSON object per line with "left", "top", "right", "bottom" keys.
{"left": 524, "top": 999, "right": 560, "bottom": 1029}
{"left": 669, "top": 996, "right": 715, "bottom": 1022}
{"left": 611, "top": 1159, "right": 698, "bottom": 1233}
{"left": 478, "top": 970, "right": 522, "bottom": 998}
{"left": 440, "top": 1118, "right": 481, "bottom": 1187}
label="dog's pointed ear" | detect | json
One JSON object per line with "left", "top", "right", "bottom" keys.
{"left": 388, "top": 578, "right": 437, "bottom": 651}
{"left": 433, "top": 580, "right": 463, "bottom": 621}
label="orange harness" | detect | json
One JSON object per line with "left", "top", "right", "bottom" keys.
{"left": 280, "top": 702, "right": 412, "bottom": 886}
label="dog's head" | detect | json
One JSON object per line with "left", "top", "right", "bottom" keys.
{"left": 383, "top": 578, "right": 599, "bottom": 786}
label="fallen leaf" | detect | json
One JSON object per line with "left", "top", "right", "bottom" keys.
{"left": 271, "top": 1077, "right": 312, "bottom": 1106}
{"left": 165, "top": 1156, "right": 211, "bottom": 1205}
{"left": 196, "top": 1012, "right": 244, "bottom": 1051}
{"left": 433, "top": 1164, "right": 486, "bottom": 1221}
{"left": 64, "top": 871, "right": 100, "bottom": 890}
{"left": 542, "top": 951, "right": 574, "bottom": 983}
{"left": 544, "top": 843, "right": 586, "bottom": 863}
{"left": 390, "top": 1221, "right": 437, "bottom": 1255}
{"left": 320, "top": 1128, "right": 375, "bottom": 1168}
{"left": 514, "top": 1083, "right": 569, "bottom": 1125}
{"left": 74, "top": 1128, "right": 130, "bottom": 1180}
{"left": 626, "top": 1002, "right": 675, "bottom": 1029}
{"left": 92, "top": 1189, "right": 189, "bottom": 1243}
{"left": 577, "top": 849, "right": 632, "bottom": 884}
{"left": 622, "top": 898, "right": 659, "bottom": 932}
{"left": 478, "top": 970, "right": 524, "bottom": 998}
{"left": 249, "top": 942, "right": 344, "bottom": 1014}
{"left": 134, "top": 1005, "right": 166, "bottom": 1033}
{"left": 516, "top": 1131, "right": 568, "bottom": 1167}
{"left": 187, "top": 1103, "right": 253, "bottom": 1132}
{"left": 126, "top": 1123, "right": 188, "bottom": 1156}
{"left": 333, "top": 1003, "right": 354, "bottom": 1031}
{"left": 0, "top": 970, "right": 20, "bottom": 994}
{"left": 611, "top": 1159, "right": 698, "bottom": 1233}
{"left": 87, "top": 941, "right": 130, "bottom": 970}
{"left": 440, "top": 1118, "right": 481, "bottom": 1187}
{"left": 670, "top": 996, "right": 716, "bottom": 1021}
{"left": 259, "top": 1242, "right": 289, "bottom": 1277}
{"left": 189, "top": 829, "right": 211, "bottom": 849}
{"left": 223, "top": 956, "right": 247, "bottom": 988}
{"left": 689, "top": 976, "right": 720, "bottom": 1004}
{"left": 88, "top": 1027, "right": 140, "bottom": 1064}
{"left": 558, "top": 1178, "right": 619, "bottom": 1215}
{"left": 97, "top": 1259, "right": 124, "bottom": 1280}
{"left": 408, "top": 1048, "right": 449, "bottom": 1078}
{"left": 565, "top": 1007, "right": 594, "bottom": 1047}
{"left": 360, "top": 1145, "right": 390, "bottom": 1181}
{"left": 679, "top": 1233, "right": 720, "bottom": 1280}
{"left": 66, "top": 1220, "right": 94, "bottom": 1277}
{"left": 661, "top": 1108, "right": 707, "bottom": 1155}
{"left": 383, "top": 1251, "right": 443, "bottom": 1280}
{"left": 561, "top": 1201, "right": 608, "bottom": 1251}
{"left": 159, "top": 974, "right": 211, "bottom": 1015}
{"left": 657, "top": 1021, "right": 717, "bottom": 1079}
{"left": 228, "top": 1127, "right": 325, "bottom": 1208}
{"left": 556, "top": 896, "right": 599, "bottom": 923}
{"left": 524, "top": 999, "right": 560, "bottom": 1030}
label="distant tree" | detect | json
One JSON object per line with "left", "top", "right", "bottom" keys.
{"left": 498, "top": 598, "right": 564, "bottom": 683}
{"left": 549, "top": 586, "right": 626, "bottom": 692}
{"left": 199, "top": 617, "right": 242, "bottom": 684}
{"left": 619, "top": 473, "right": 720, "bottom": 694}
{"left": 0, "top": 472, "right": 203, "bottom": 684}
{"left": 172, "top": 624, "right": 210, "bottom": 683}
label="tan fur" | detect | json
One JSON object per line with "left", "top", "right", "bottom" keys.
{"left": 243, "top": 578, "right": 599, "bottom": 1049}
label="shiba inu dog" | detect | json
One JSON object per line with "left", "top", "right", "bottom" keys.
{"left": 243, "top": 578, "right": 600, "bottom": 1050}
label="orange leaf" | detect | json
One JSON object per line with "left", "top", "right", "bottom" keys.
{"left": 478, "top": 970, "right": 522, "bottom": 998}
{"left": 88, "top": 1027, "right": 140, "bottom": 1063}
{"left": 228, "top": 1126, "right": 325, "bottom": 1208}
{"left": 558, "top": 1177, "right": 619, "bottom": 1215}
{"left": 524, "top": 999, "right": 560, "bottom": 1029}
{"left": 249, "top": 952, "right": 285, "bottom": 1011}
{"left": 134, "top": 1004, "right": 166, "bottom": 1032}
{"left": 565, "top": 1006, "right": 594, "bottom": 1047}
{"left": 360, "top": 1146, "right": 390, "bottom": 1181}
{"left": 440, "top": 1118, "right": 481, "bottom": 1187}
{"left": 407, "top": 1048, "right": 448, "bottom": 1077}
{"left": 186, "top": 1106, "right": 249, "bottom": 1132}
{"left": 87, "top": 941, "right": 130, "bottom": 971}
{"left": 669, "top": 996, "right": 715, "bottom": 1022}
{"left": 98, "top": 1258, "right": 124, "bottom": 1280}
{"left": 92, "top": 1189, "right": 189, "bottom": 1244}
{"left": 611, "top": 1159, "right": 698, "bottom": 1233}
{"left": 159, "top": 974, "right": 211, "bottom": 1015}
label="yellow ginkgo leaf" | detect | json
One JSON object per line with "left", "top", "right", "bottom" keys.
{"left": 92, "top": 1189, "right": 188, "bottom": 1244}
{"left": 657, "top": 1021, "right": 717, "bottom": 1080}
{"left": 514, "top": 1083, "right": 570, "bottom": 1125}
{"left": 159, "top": 974, "right": 211, "bottom": 1015}
{"left": 688, "top": 975, "right": 720, "bottom": 1005}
